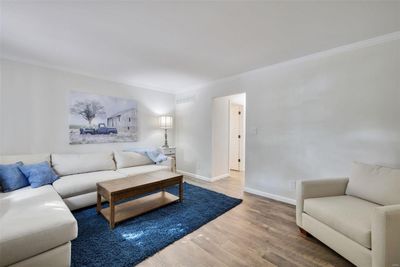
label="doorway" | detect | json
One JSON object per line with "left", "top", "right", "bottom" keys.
{"left": 211, "top": 93, "right": 246, "bottom": 191}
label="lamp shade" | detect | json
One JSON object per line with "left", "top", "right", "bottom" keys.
{"left": 159, "top": 115, "right": 173, "bottom": 129}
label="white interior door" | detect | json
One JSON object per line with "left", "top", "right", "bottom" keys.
{"left": 229, "top": 104, "right": 244, "bottom": 171}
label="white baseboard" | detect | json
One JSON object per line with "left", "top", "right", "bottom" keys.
{"left": 244, "top": 187, "right": 296, "bottom": 205}
{"left": 178, "top": 170, "right": 295, "bottom": 205}
{"left": 177, "top": 170, "right": 230, "bottom": 182}
{"left": 177, "top": 170, "right": 212, "bottom": 182}
{"left": 210, "top": 173, "right": 230, "bottom": 182}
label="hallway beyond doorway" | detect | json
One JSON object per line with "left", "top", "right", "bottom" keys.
{"left": 211, "top": 93, "right": 246, "bottom": 180}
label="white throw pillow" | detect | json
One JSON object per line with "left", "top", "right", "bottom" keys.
{"left": 114, "top": 151, "right": 153, "bottom": 169}
{"left": 346, "top": 162, "right": 400, "bottom": 205}
{"left": 51, "top": 153, "right": 116, "bottom": 176}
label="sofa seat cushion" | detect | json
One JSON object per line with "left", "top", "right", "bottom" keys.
{"left": 116, "top": 164, "right": 169, "bottom": 176}
{"left": 0, "top": 185, "right": 77, "bottom": 266}
{"left": 304, "top": 195, "right": 380, "bottom": 249}
{"left": 53, "top": 171, "right": 127, "bottom": 198}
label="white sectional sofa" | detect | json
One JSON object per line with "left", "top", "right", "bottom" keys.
{"left": 296, "top": 162, "right": 400, "bottom": 267}
{"left": 0, "top": 151, "right": 173, "bottom": 267}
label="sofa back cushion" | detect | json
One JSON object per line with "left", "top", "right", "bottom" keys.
{"left": 346, "top": 162, "right": 400, "bottom": 205}
{"left": 114, "top": 151, "right": 153, "bottom": 169}
{"left": 51, "top": 153, "right": 116, "bottom": 176}
{"left": 0, "top": 153, "right": 51, "bottom": 164}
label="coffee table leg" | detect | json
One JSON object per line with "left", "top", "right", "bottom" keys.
{"left": 110, "top": 200, "right": 115, "bottom": 229}
{"left": 96, "top": 192, "right": 101, "bottom": 214}
{"left": 179, "top": 181, "right": 184, "bottom": 202}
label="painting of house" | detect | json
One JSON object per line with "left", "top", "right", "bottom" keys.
{"left": 69, "top": 91, "right": 138, "bottom": 144}
{"left": 107, "top": 108, "right": 137, "bottom": 132}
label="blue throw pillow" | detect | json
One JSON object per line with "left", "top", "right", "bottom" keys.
{"left": 18, "top": 161, "right": 59, "bottom": 188}
{"left": 0, "top": 162, "right": 29, "bottom": 192}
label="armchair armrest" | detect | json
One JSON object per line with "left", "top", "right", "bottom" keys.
{"left": 296, "top": 177, "right": 349, "bottom": 227}
{"left": 372, "top": 204, "right": 400, "bottom": 267}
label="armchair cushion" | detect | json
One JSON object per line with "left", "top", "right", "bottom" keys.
{"left": 296, "top": 177, "right": 349, "bottom": 226}
{"left": 346, "top": 162, "right": 400, "bottom": 206}
{"left": 304, "top": 195, "right": 380, "bottom": 249}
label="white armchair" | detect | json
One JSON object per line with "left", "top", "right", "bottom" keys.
{"left": 372, "top": 205, "right": 400, "bottom": 267}
{"left": 296, "top": 162, "right": 400, "bottom": 267}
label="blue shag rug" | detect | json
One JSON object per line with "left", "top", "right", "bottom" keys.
{"left": 71, "top": 182, "right": 242, "bottom": 267}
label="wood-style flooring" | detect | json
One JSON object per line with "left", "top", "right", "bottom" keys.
{"left": 138, "top": 171, "right": 354, "bottom": 267}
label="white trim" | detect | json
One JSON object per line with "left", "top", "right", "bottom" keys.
{"left": 177, "top": 31, "right": 400, "bottom": 93}
{"left": 210, "top": 173, "right": 230, "bottom": 182}
{"left": 178, "top": 170, "right": 296, "bottom": 205}
{"left": 244, "top": 187, "right": 296, "bottom": 206}
{"left": 177, "top": 170, "right": 212, "bottom": 182}
{"left": 177, "top": 170, "right": 230, "bottom": 182}
{"left": 3, "top": 31, "right": 398, "bottom": 96}
{"left": 0, "top": 56, "right": 176, "bottom": 95}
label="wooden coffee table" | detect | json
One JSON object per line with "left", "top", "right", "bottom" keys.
{"left": 96, "top": 170, "right": 183, "bottom": 229}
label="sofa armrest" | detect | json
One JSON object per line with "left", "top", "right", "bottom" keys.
{"left": 158, "top": 156, "right": 175, "bottom": 172}
{"left": 372, "top": 204, "right": 400, "bottom": 267}
{"left": 296, "top": 177, "right": 349, "bottom": 227}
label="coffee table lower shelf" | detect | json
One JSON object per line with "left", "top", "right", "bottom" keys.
{"left": 100, "top": 192, "right": 179, "bottom": 226}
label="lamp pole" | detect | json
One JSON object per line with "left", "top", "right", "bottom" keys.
{"left": 163, "top": 128, "right": 169, "bottom": 148}
{"left": 159, "top": 115, "right": 172, "bottom": 148}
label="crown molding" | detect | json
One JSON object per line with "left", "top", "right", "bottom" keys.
{"left": 177, "top": 31, "right": 400, "bottom": 94}
{"left": 0, "top": 55, "right": 176, "bottom": 95}
{"left": 2, "top": 31, "right": 399, "bottom": 96}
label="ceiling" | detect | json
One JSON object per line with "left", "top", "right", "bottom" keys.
{"left": 1, "top": 1, "right": 399, "bottom": 94}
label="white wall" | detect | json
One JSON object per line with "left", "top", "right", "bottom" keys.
{"left": 211, "top": 93, "right": 246, "bottom": 178}
{"left": 176, "top": 36, "right": 400, "bottom": 202}
{"left": 211, "top": 95, "right": 230, "bottom": 178}
{"left": 0, "top": 59, "right": 175, "bottom": 155}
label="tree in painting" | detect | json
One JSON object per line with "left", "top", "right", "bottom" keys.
{"left": 70, "top": 100, "right": 105, "bottom": 126}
